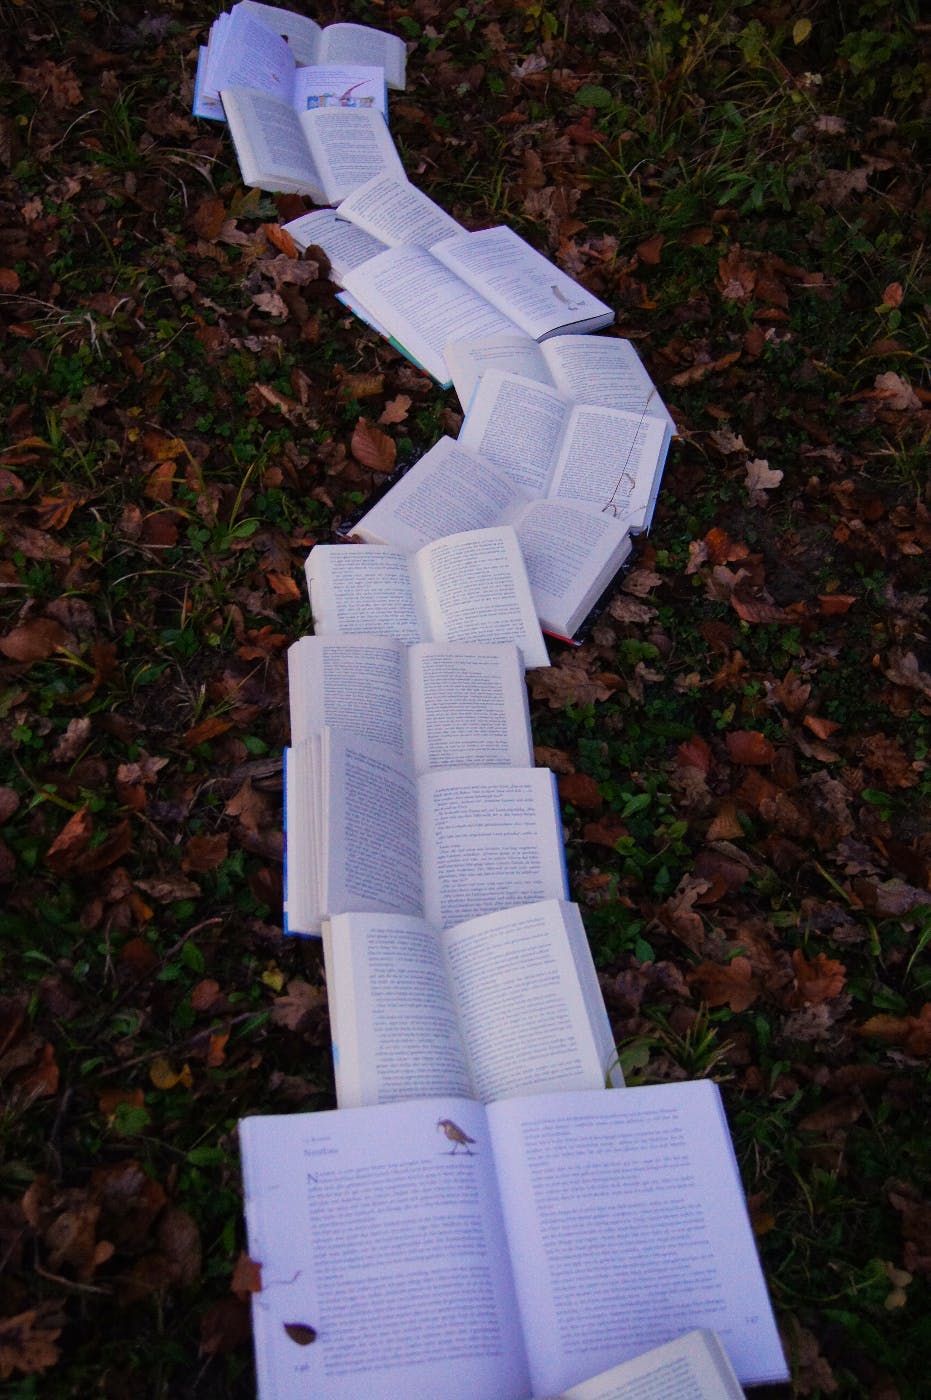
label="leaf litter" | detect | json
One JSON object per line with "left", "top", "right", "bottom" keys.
{"left": 0, "top": 1, "right": 929, "bottom": 1396}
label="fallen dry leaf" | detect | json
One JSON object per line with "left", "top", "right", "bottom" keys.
{"left": 350, "top": 417, "right": 396, "bottom": 474}
{"left": 263, "top": 222, "right": 299, "bottom": 258}
{"left": 789, "top": 952, "right": 845, "bottom": 1008}
{"left": 231, "top": 1251, "right": 263, "bottom": 1298}
{"left": 0, "top": 618, "right": 68, "bottom": 663}
{"left": 557, "top": 772, "right": 603, "bottom": 810}
{"left": 271, "top": 980, "right": 326, "bottom": 1032}
{"left": 0, "top": 1307, "right": 62, "bottom": 1380}
{"left": 874, "top": 370, "right": 920, "bottom": 411}
{"left": 134, "top": 874, "right": 201, "bottom": 903}
{"left": 199, "top": 1297, "right": 252, "bottom": 1356}
{"left": 182, "top": 716, "right": 234, "bottom": 748}
{"left": 378, "top": 394, "right": 412, "bottom": 425}
{"left": 191, "top": 197, "right": 227, "bottom": 241}
{"left": 149, "top": 1057, "right": 193, "bottom": 1091}
{"left": 859, "top": 1005, "right": 931, "bottom": 1057}
{"left": 184, "top": 832, "right": 229, "bottom": 872}
{"left": 527, "top": 660, "right": 613, "bottom": 709}
{"left": 45, "top": 807, "right": 94, "bottom": 876}
{"left": 726, "top": 730, "right": 776, "bottom": 766}
{"left": 744, "top": 457, "right": 783, "bottom": 505}
{"left": 689, "top": 956, "right": 761, "bottom": 1012}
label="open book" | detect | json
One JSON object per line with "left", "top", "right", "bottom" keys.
{"left": 459, "top": 369, "right": 672, "bottom": 533}
{"left": 304, "top": 527, "right": 550, "bottom": 671}
{"left": 236, "top": 0, "right": 406, "bottom": 82}
{"left": 240, "top": 1081, "right": 788, "bottom": 1399}
{"left": 194, "top": 11, "right": 389, "bottom": 121}
{"left": 323, "top": 901, "right": 617, "bottom": 1107}
{"left": 542, "top": 1330, "right": 745, "bottom": 1400}
{"left": 288, "top": 636, "right": 533, "bottom": 772}
{"left": 220, "top": 92, "right": 404, "bottom": 200}
{"left": 284, "top": 731, "right": 567, "bottom": 935}
{"left": 444, "top": 330, "right": 675, "bottom": 431}
{"left": 200, "top": 2, "right": 406, "bottom": 99}
{"left": 351, "top": 436, "right": 637, "bottom": 641}
{"left": 339, "top": 232, "right": 614, "bottom": 383}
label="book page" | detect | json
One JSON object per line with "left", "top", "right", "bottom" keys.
{"left": 305, "top": 544, "right": 425, "bottom": 644}
{"left": 324, "top": 732, "right": 424, "bottom": 920}
{"left": 193, "top": 46, "right": 224, "bottom": 120}
{"left": 292, "top": 65, "right": 387, "bottom": 116}
{"left": 458, "top": 370, "right": 569, "bottom": 496}
{"left": 283, "top": 738, "right": 326, "bottom": 935}
{"left": 433, "top": 226, "right": 613, "bottom": 339}
{"left": 319, "top": 22, "right": 407, "bottom": 89}
{"left": 443, "top": 901, "right": 608, "bottom": 1103}
{"left": 302, "top": 107, "right": 405, "bottom": 204}
{"left": 324, "top": 913, "right": 472, "bottom": 1106}
{"left": 419, "top": 767, "right": 567, "bottom": 928}
{"left": 509, "top": 499, "right": 633, "bottom": 639}
{"left": 355, "top": 436, "right": 528, "bottom": 554}
{"left": 281, "top": 208, "right": 388, "bottom": 283}
{"left": 409, "top": 642, "right": 533, "bottom": 772}
{"left": 240, "top": 1097, "right": 531, "bottom": 1400}
{"left": 221, "top": 87, "right": 322, "bottom": 195}
{"left": 548, "top": 407, "right": 670, "bottom": 529}
{"left": 445, "top": 332, "right": 552, "bottom": 411}
{"left": 559, "top": 1330, "right": 745, "bottom": 1400}
{"left": 487, "top": 1082, "right": 788, "bottom": 1395}
{"left": 288, "top": 635, "right": 411, "bottom": 762}
{"left": 341, "top": 246, "right": 521, "bottom": 382}
{"left": 417, "top": 527, "right": 550, "bottom": 670}
{"left": 233, "top": 1, "right": 323, "bottom": 66}
{"left": 204, "top": 10, "right": 296, "bottom": 102}
{"left": 338, "top": 174, "right": 464, "bottom": 248}
{"left": 543, "top": 337, "right": 674, "bottom": 428}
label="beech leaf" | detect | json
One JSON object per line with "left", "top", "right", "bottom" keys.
{"left": 263, "top": 222, "right": 299, "bottom": 258}
{"left": 350, "top": 417, "right": 396, "bottom": 474}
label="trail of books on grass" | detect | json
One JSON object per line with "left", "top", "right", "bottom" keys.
{"left": 199, "top": 6, "right": 789, "bottom": 1397}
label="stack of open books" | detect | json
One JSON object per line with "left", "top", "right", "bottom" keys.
{"left": 192, "top": 8, "right": 789, "bottom": 1398}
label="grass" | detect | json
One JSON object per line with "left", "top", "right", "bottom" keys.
{"left": 0, "top": 0, "right": 929, "bottom": 1395}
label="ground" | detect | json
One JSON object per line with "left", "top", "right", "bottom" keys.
{"left": 0, "top": 1, "right": 929, "bottom": 1395}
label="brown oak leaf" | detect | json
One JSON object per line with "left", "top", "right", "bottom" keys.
{"left": 791, "top": 949, "right": 846, "bottom": 1006}
{"left": 271, "top": 980, "right": 326, "bottom": 1032}
{"left": 744, "top": 457, "right": 783, "bottom": 505}
{"left": 0, "top": 618, "right": 68, "bottom": 662}
{"left": 378, "top": 394, "right": 412, "bottom": 425}
{"left": 859, "top": 1005, "right": 931, "bottom": 1057}
{"left": 0, "top": 1307, "right": 62, "bottom": 1380}
{"left": 689, "top": 956, "right": 761, "bottom": 1012}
